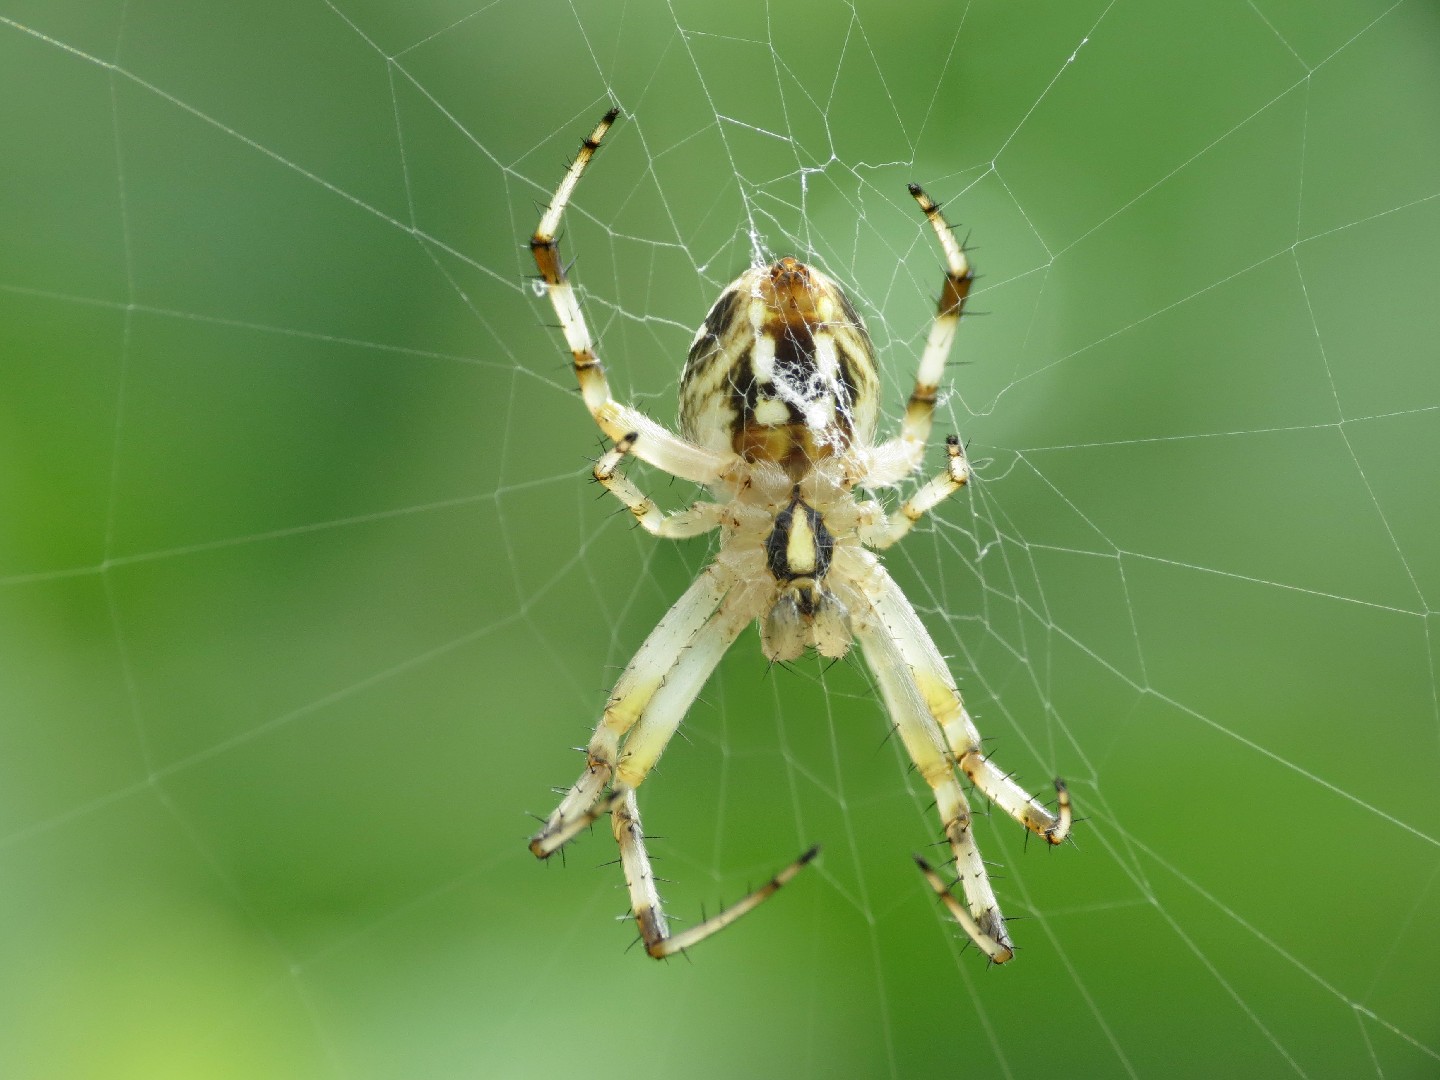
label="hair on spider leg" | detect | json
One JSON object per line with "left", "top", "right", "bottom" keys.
{"left": 984, "top": 951, "right": 1009, "bottom": 970}
{"left": 872, "top": 722, "right": 903, "bottom": 754}
{"left": 915, "top": 850, "right": 959, "bottom": 883}
{"left": 763, "top": 656, "right": 802, "bottom": 680}
{"left": 622, "top": 932, "right": 651, "bottom": 957}
{"left": 906, "top": 183, "right": 944, "bottom": 210}
{"left": 1054, "top": 822, "right": 1085, "bottom": 852}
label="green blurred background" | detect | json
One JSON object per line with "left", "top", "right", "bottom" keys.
{"left": 3, "top": 0, "right": 1439, "bottom": 1076}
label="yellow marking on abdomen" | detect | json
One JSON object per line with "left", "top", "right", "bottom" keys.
{"left": 785, "top": 511, "right": 818, "bottom": 576}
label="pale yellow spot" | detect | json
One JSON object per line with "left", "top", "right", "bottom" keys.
{"left": 605, "top": 677, "right": 662, "bottom": 728}
{"left": 750, "top": 305, "right": 776, "bottom": 380}
{"left": 754, "top": 396, "right": 789, "bottom": 426}
{"left": 786, "top": 511, "right": 818, "bottom": 575}
{"left": 814, "top": 331, "right": 839, "bottom": 380}
{"left": 803, "top": 395, "right": 837, "bottom": 430}
{"left": 916, "top": 672, "right": 963, "bottom": 725}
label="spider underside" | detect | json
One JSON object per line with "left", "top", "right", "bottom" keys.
{"left": 527, "top": 108, "right": 1071, "bottom": 963}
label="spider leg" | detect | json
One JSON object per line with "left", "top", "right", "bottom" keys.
{"left": 531, "top": 110, "right": 738, "bottom": 486}
{"left": 529, "top": 563, "right": 732, "bottom": 858}
{"left": 849, "top": 577, "right": 1014, "bottom": 962}
{"left": 853, "top": 184, "right": 973, "bottom": 490}
{"left": 613, "top": 786, "right": 819, "bottom": 958}
{"left": 901, "top": 184, "right": 972, "bottom": 454}
{"left": 860, "top": 434, "right": 970, "bottom": 550}
{"left": 531, "top": 574, "right": 816, "bottom": 956}
{"left": 605, "top": 578, "right": 819, "bottom": 956}
{"left": 867, "top": 564, "right": 1070, "bottom": 844}
{"left": 595, "top": 433, "right": 724, "bottom": 539}
{"left": 951, "top": 714, "right": 1072, "bottom": 844}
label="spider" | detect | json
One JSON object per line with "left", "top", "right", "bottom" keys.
{"left": 527, "top": 108, "right": 1071, "bottom": 963}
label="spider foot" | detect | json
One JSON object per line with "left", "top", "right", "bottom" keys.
{"left": 643, "top": 845, "right": 821, "bottom": 959}
{"left": 528, "top": 786, "right": 624, "bottom": 859}
{"left": 1042, "top": 779, "right": 1072, "bottom": 845}
{"left": 913, "top": 853, "right": 1015, "bottom": 964}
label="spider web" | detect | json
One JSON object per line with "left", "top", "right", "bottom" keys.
{"left": 2, "top": 0, "right": 1439, "bottom": 1076}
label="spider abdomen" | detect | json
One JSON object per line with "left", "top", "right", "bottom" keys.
{"left": 680, "top": 258, "right": 879, "bottom": 477}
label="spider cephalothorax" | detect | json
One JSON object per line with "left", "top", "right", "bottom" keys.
{"left": 527, "top": 108, "right": 1071, "bottom": 962}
